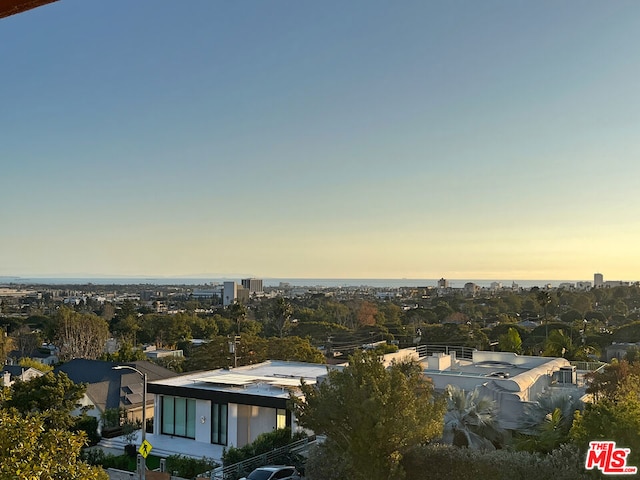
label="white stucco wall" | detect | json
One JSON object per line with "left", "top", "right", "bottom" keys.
{"left": 195, "top": 399, "right": 211, "bottom": 443}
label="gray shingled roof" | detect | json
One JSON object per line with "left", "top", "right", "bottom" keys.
{"left": 54, "top": 359, "right": 178, "bottom": 412}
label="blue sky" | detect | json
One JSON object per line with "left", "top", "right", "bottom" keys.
{"left": 2, "top": 1, "right": 640, "bottom": 281}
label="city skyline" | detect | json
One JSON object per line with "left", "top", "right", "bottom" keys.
{"left": 2, "top": 1, "right": 640, "bottom": 280}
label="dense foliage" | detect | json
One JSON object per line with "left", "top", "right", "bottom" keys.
{"left": 0, "top": 410, "right": 107, "bottom": 480}
{"left": 292, "top": 351, "right": 445, "bottom": 480}
{"left": 400, "top": 443, "right": 593, "bottom": 480}
{"left": 3, "top": 371, "right": 86, "bottom": 430}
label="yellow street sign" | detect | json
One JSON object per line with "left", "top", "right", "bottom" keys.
{"left": 139, "top": 439, "right": 153, "bottom": 458}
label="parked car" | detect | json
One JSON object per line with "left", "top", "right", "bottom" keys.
{"left": 239, "top": 465, "right": 301, "bottom": 480}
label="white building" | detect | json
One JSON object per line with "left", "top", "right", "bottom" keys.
{"left": 576, "top": 281, "right": 592, "bottom": 290}
{"left": 146, "top": 360, "right": 338, "bottom": 461}
{"left": 594, "top": 273, "right": 604, "bottom": 288}
{"left": 421, "top": 350, "right": 584, "bottom": 430}
{"left": 223, "top": 282, "right": 237, "bottom": 307}
{"left": 241, "top": 278, "right": 264, "bottom": 295}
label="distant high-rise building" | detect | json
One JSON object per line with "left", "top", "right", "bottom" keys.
{"left": 594, "top": 273, "right": 604, "bottom": 288}
{"left": 241, "top": 278, "right": 263, "bottom": 295}
{"left": 437, "top": 278, "right": 449, "bottom": 288}
{"left": 223, "top": 281, "right": 237, "bottom": 307}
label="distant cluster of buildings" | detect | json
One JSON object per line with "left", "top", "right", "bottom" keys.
{"left": 431, "top": 272, "right": 634, "bottom": 298}
{"left": 191, "top": 278, "right": 265, "bottom": 306}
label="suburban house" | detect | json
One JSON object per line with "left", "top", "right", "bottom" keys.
{"left": 144, "top": 345, "right": 184, "bottom": 361}
{"left": 144, "top": 360, "right": 337, "bottom": 461}
{"left": 8, "top": 343, "right": 59, "bottom": 366}
{"left": 54, "top": 359, "right": 178, "bottom": 432}
{"left": 420, "top": 349, "right": 586, "bottom": 429}
{"left": 1, "top": 365, "right": 44, "bottom": 387}
{"left": 605, "top": 342, "right": 640, "bottom": 362}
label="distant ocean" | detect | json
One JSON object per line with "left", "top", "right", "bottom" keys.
{"left": 0, "top": 276, "right": 586, "bottom": 289}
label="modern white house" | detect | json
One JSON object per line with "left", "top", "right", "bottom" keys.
{"left": 146, "top": 360, "right": 337, "bottom": 461}
{"left": 421, "top": 350, "right": 585, "bottom": 429}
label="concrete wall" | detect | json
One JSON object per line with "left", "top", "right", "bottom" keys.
{"left": 106, "top": 469, "right": 188, "bottom": 480}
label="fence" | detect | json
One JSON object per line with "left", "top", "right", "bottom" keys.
{"left": 206, "top": 435, "right": 316, "bottom": 480}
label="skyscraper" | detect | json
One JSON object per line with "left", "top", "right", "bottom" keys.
{"left": 241, "top": 278, "right": 263, "bottom": 295}
{"left": 594, "top": 273, "right": 604, "bottom": 288}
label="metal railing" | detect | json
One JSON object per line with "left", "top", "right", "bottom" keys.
{"left": 207, "top": 435, "right": 316, "bottom": 480}
{"left": 570, "top": 361, "right": 606, "bottom": 372}
{"left": 416, "top": 344, "right": 476, "bottom": 360}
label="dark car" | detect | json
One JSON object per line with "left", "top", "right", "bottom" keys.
{"left": 239, "top": 465, "right": 302, "bottom": 480}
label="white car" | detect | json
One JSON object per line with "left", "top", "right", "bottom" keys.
{"left": 239, "top": 465, "right": 302, "bottom": 480}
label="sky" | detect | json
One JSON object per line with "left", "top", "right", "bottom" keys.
{"left": 1, "top": 1, "right": 640, "bottom": 281}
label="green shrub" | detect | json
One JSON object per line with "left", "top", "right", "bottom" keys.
{"left": 74, "top": 415, "right": 100, "bottom": 446}
{"left": 82, "top": 449, "right": 162, "bottom": 472}
{"left": 165, "top": 454, "right": 217, "bottom": 479}
{"left": 399, "top": 443, "right": 597, "bottom": 480}
{"left": 222, "top": 428, "right": 306, "bottom": 466}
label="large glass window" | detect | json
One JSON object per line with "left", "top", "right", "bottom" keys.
{"left": 211, "top": 403, "right": 228, "bottom": 445}
{"left": 162, "top": 396, "right": 196, "bottom": 439}
{"left": 162, "top": 396, "right": 174, "bottom": 435}
{"left": 276, "top": 409, "right": 287, "bottom": 430}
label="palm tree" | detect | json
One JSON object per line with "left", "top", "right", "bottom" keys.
{"left": 537, "top": 290, "right": 551, "bottom": 341}
{"left": 442, "top": 385, "right": 504, "bottom": 450}
{"left": 516, "top": 392, "right": 584, "bottom": 453}
{"left": 542, "top": 329, "right": 600, "bottom": 361}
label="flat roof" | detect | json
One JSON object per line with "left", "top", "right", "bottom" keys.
{"left": 450, "top": 359, "right": 529, "bottom": 378}
{"left": 149, "top": 360, "right": 334, "bottom": 399}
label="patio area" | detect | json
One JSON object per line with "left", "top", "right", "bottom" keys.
{"left": 98, "top": 431, "right": 227, "bottom": 464}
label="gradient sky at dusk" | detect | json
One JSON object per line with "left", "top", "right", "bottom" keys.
{"left": 2, "top": 1, "right": 640, "bottom": 281}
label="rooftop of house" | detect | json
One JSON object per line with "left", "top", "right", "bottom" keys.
{"left": 149, "top": 360, "right": 336, "bottom": 400}
{"left": 421, "top": 350, "right": 572, "bottom": 395}
{"left": 54, "top": 359, "right": 178, "bottom": 411}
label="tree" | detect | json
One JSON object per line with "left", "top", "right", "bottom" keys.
{"left": 53, "top": 307, "right": 109, "bottom": 361}
{"left": 264, "top": 297, "right": 294, "bottom": 338}
{"left": 515, "top": 392, "right": 583, "bottom": 453}
{"left": 3, "top": 371, "right": 86, "bottom": 430}
{"left": 228, "top": 302, "right": 248, "bottom": 335}
{"left": 442, "top": 385, "right": 504, "bottom": 450}
{"left": 0, "top": 410, "right": 108, "bottom": 480}
{"left": 571, "top": 373, "right": 640, "bottom": 468}
{"left": 356, "top": 301, "right": 378, "bottom": 327}
{"left": 105, "top": 342, "right": 147, "bottom": 362}
{"left": 542, "top": 329, "right": 599, "bottom": 361}
{"left": 266, "top": 337, "right": 325, "bottom": 363}
{"left": 537, "top": 290, "right": 551, "bottom": 341}
{"left": 0, "top": 329, "right": 14, "bottom": 365}
{"left": 498, "top": 327, "right": 522, "bottom": 354}
{"left": 291, "top": 351, "right": 445, "bottom": 480}
{"left": 18, "top": 357, "right": 53, "bottom": 373}
{"left": 182, "top": 335, "right": 325, "bottom": 371}
{"left": 11, "top": 325, "right": 41, "bottom": 358}
{"left": 584, "top": 359, "right": 640, "bottom": 403}
{"left": 182, "top": 334, "right": 270, "bottom": 371}
{"left": 111, "top": 314, "right": 141, "bottom": 346}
